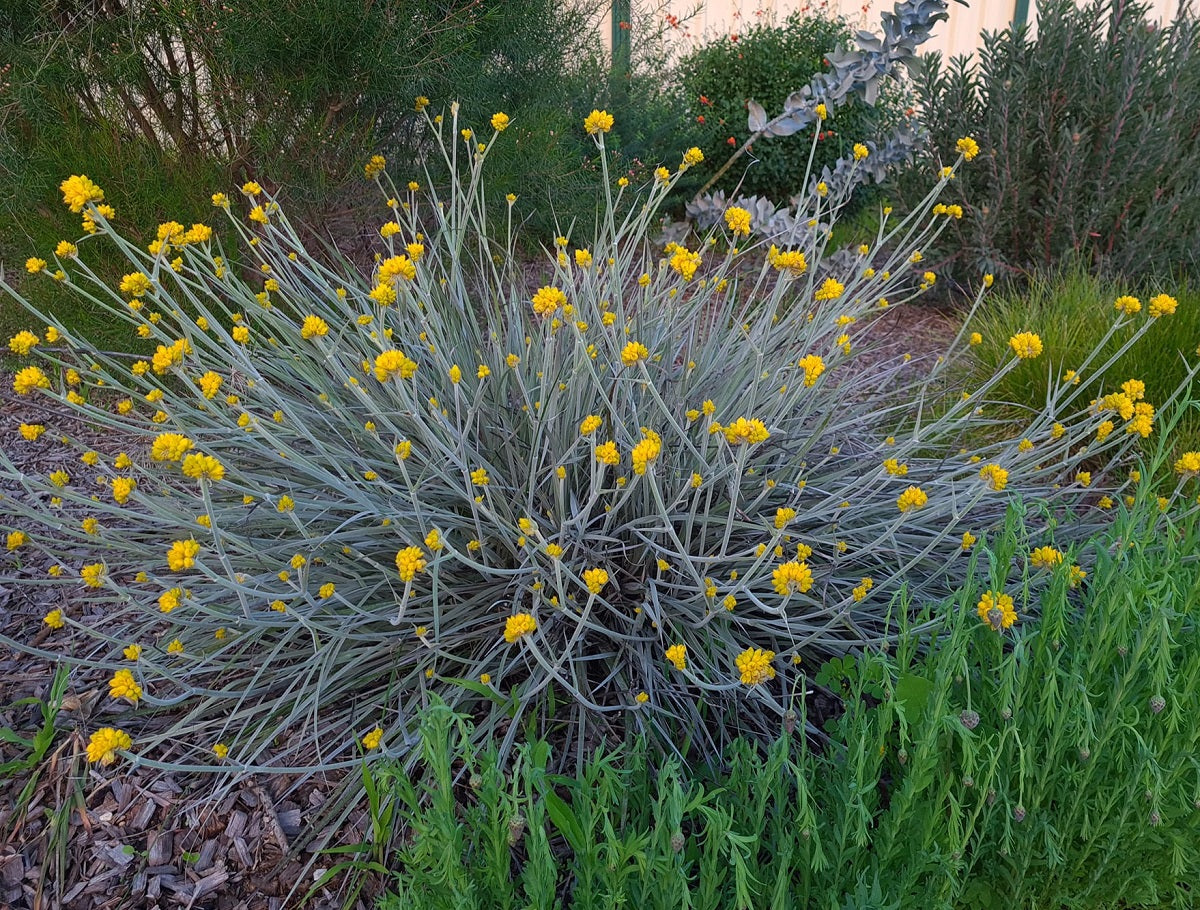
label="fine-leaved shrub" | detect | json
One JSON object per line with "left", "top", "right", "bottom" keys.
{"left": 1, "top": 108, "right": 1194, "bottom": 777}
{"left": 897, "top": 0, "right": 1200, "bottom": 286}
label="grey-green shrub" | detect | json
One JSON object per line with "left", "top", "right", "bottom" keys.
{"left": 0, "top": 104, "right": 1193, "bottom": 780}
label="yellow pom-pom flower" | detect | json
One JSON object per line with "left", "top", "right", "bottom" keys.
{"left": 87, "top": 727, "right": 131, "bottom": 765}
{"left": 736, "top": 648, "right": 776, "bottom": 686}
{"left": 504, "top": 612, "right": 537, "bottom": 643}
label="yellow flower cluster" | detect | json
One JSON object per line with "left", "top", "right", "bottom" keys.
{"left": 504, "top": 612, "right": 537, "bottom": 643}
{"left": 976, "top": 590, "right": 1016, "bottom": 630}
{"left": 630, "top": 429, "right": 662, "bottom": 475}
{"left": 724, "top": 206, "right": 751, "bottom": 236}
{"left": 1008, "top": 332, "right": 1043, "bottom": 359}
{"left": 722, "top": 417, "right": 769, "bottom": 446}
{"left": 395, "top": 546, "right": 428, "bottom": 583}
{"left": 87, "top": 727, "right": 131, "bottom": 765}
{"left": 896, "top": 486, "right": 928, "bottom": 512}
{"left": 978, "top": 463, "right": 1009, "bottom": 492}
{"left": 665, "top": 644, "right": 688, "bottom": 671}
{"left": 772, "top": 560, "right": 813, "bottom": 596}
{"left": 736, "top": 648, "right": 776, "bottom": 686}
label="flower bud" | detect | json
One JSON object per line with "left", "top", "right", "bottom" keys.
{"left": 469, "top": 774, "right": 482, "bottom": 790}
{"left": 1013, "top": 805, "right": 1026, "bottom": 823}
{"left": 1149, "top": 811, "right": 1161, "bottom": 827}
{"left": 960, "top": 710, "right": 980, "bottom": 730}
{"left": 1001, "top": 707, "right": 1012, "bottom": 721}
{"left": 962, "top": 776, "right": 974, "bottom": 789}
{"left": 1150, "top": 695, "right": 1166, "bottom": 714}
{"left": 670, "top": 832, "right": 685, "bottom": 853}
{"left": 507, "top": 814, "right": 527, "bottom": 847}
{"left": 1078, "top": 747, "right": 1090, "bottom": 761}
{"left": 784, "top": 710, "right": 797, "bottom": 734}
{"left": 897, "top": 748, "right": 908, "bottom": 765}
{"left": 987, "top": 788, "right": 996, "bottom": 806}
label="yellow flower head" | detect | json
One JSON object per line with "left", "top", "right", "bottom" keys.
{"left": 853, "top": 142, "right": 869, "bottom": 160}
{"left": 374, "top": 349, "right": 418, "bottom": 381}
{"left": 725, "top": 206, "right": 752, "bottom": 236}
{"left": 60, "top": 174, "right": 104, "bottom": 212}
{"left": 532, "top": 285, "right": 566, "bottom": 318}
{"left": 86, "top": 727, "right": 131, "bottom": 765}
{"left": 166, "top": 539, "right": 200, "bottom": 571}
{"left": 181, "top": 453, "right": 225, "bottom": 482}
{"left": 9, "top": 330, "right": 40, "bottom": 356}
{"left": 583, "top": 567, "right": 609, "bottom": 594}
{"left": 797, "top": 354, "right": 824, "bottom": 387}
{"left": 630, "top": 428, "right": 662, "bottom": 475}
{"left": 364, "top": 154, "right": 386, "bottom": 178}
{"left": 736, "top": 648, "right": 776, "bottom": 686}
{"left": 395, "top": 546, "right": 428, "bottom": 583}
{"left": 976, "top": 590, "right": 1016, "bottom": 630}
{"left": 43, "top": 608, "right": 65, "bottom": 629}
{"left": 896, "top": 486, "right": 928, "bottom": 512}
{"left": 13, "top": 366, "right": 50, "bottom": 395}
{"left": 1030, "top": 545, "right": 1063, "bottom": 569}
{"left": 1148, "top": 293, "right": 1177, "bottom": 318}
{"left": 681, "top": 146, "right": 704, "bottom": 168}
{"left": 1174, "top": 451, "right": 1200, "bottom": 474}
{"left": 955, "top": 136, "right": 980, "bottom": 161}
{"left": 722, "top": 417, "right": 769, "bottom": 445}
{"left": 584, "top": 109, "right": 615, "bottom": 135}
{"left": 300, "top": 315, "right": 329, "bottom": 339}
{"left": 504, "top": 612, "right": 537, "bottom": 643}
{"left": 1008, "top": 332, "right": 1043, "bottom": 359}
{"left": 814, "top": 277, "right": 844, "bottom": 301}
{"left": 979, "top": 463, "right": 1009, "bottom": 491}
{"left": 772, "top": 561, "right": 813, "bottom": 596}
{"left": 595, "top": 441, "right": 620, "bottom": 465}
{"left": 109, "top": 669, "right": 142, "bottom": 704}
{"left": 772, "top": 249, "right": 808, "bottom": 277}
{"left": 491, "top": 112, "right": 510, "bottom": 131}
{"left": 621, "top": 341, "right": 650, "bottom": 366}
{"left": 362, "top": 727, "right": 384, "bottom": 749}
{"left": 666, "top": 644, "right": 687, "bottom": 671}
{"left": 669, "top": 247, "right": 702, "bottom": 281}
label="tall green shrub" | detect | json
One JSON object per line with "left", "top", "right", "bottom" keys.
{"left": 672, "top": 11, "right": 909, "bottom": 203}
{"left": 898, "top": 0, "right": 1200, "bottom": 286}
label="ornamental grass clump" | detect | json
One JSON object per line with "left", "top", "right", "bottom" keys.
{"left": 2, "top": 102, "right": 1196, "bottom": 774}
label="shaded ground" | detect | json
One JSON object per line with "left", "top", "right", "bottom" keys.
{"left": 0, "top": 303, "right": 960, "bottom": 909}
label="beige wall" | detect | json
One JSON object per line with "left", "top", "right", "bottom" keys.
{"left": 606, "top": 0, "right": 1190, "bottom": 64}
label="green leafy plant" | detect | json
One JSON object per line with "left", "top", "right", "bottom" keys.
{"left": 672, "top": 10, "right": 904, "bottom": 204}
{"left": 376, "top": 494, "right": 1200, "bottom": 907}
{"left": 0, "top": 100, "right": 1194, "bottom": 782}
{"left": 897, "top": 0, "right": 1200, "bottom": 287}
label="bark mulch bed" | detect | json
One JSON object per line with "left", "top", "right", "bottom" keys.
{"left": 0, "top": 303, "right": 960, "bottom": 908}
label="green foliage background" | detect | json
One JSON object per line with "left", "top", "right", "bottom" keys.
{"left": 0, "top": 0, "right": 609, "bottom": 346}
{"left": 890, "top": 0, "right": 1200, "bottom": 290}
{"left": 671, "top": 11, "right": 911, "bottom": 204}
